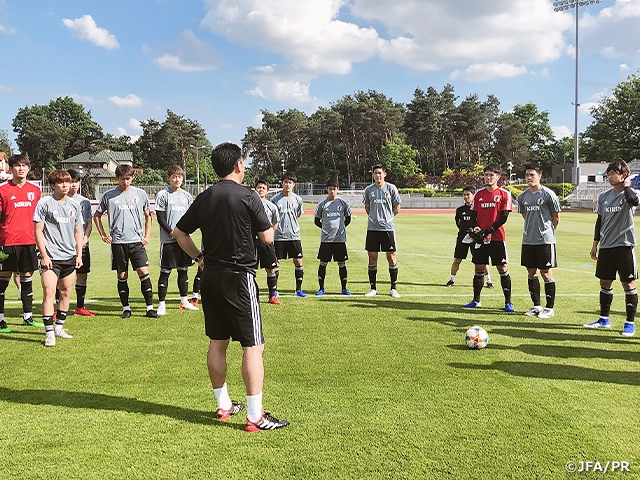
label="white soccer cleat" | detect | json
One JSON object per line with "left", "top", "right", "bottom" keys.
{"left": 365, "top": 289, "right": 377, "bottom": 297}
{"left": 54, "top": 325, "right": 73, "bottom": 338}
{"left": 390, "top": 289, "right": 400, "bottom": 298}
{"left": 537, "top": 308, "right": 554, "bottom": 319}
{"left": 44, "top": 332, "right": 56, "bottom": 347}
{"left": 180, "top": 301, "right": 198, "bottom": 311}
{"left": 524, "top": 307, "right": 542, "bottom": 317}
{"left": 157, "top": 304, "right": 166, "bottom": 316}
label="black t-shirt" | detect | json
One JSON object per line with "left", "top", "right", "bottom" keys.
{"left": 455, "top": 204, "right": 476, "bottom": 233}
{"left": 176, "top": 180, "right": 271, "bottom": 272}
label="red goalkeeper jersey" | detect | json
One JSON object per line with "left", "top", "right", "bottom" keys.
{"left": 471, "top": 187, "right": 512, "bottom": 242}
{"left": 0, "top": 180, "right": 41, "bottom": 246}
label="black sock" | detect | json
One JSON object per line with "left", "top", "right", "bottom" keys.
{"left": 0, "top": 276, "right": 10, "bottom": 315}
{"left": 389, "top": 264, "right": 398, "bottom": 290}
{"left": 473, "top": 273, "right": 484, "bottom": 302}
{"left": 43, "top": 315, "right": 54, "bottom": 333}
{"left": 157, "top": 270, "right": 170, "bottom": 302}
{"left": 140, "top": 274, "right": 153, "bottom": 307}
{"left": 368, "top": 266, "right": 377, "bottom": 290}
{"left": 295, "top": 266, "right": 304, "bottom": 291}
{"left": 528, "top": 276, "right": 541, "bottom": 306}
{"left": 318, "top": 263, "right": 327, "bottom": 291}
{"left": 600, "top": 288, "right": 613, "bottom": 317}
{"left": 177, "top": 268, "right": 189, "bottom": 298}
{"left": 55, "top": 310, "right": 68, "bottom": 327}
{"left": 192, "top": 267, "right": 202, "bottom": 299}
{"left": 76, "top": 282, "right": 87, "bottom": 308}
{"left": 544, "top": 279, "right": 556, "bottom": 309}
{"left": 118, "top": 277, "right": 130, "bottom": 307}
{"left": 500, "top": 271, "right": 512, "bottom": 304}
{"left": 20, "top": 275, "right": 33, "bottom": 315}
{"left": 267, "top": 271, "right": 278, "bottom": 298}
{"left": 625, "top": 289, "right": 637, "bottom": 323}
{"left": 339, "top": 264, "right": 348, "bottom": 290}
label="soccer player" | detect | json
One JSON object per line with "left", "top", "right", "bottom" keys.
{"left": 584, "top": 159, "right": 639, "bottom": 337}
{"left": 189, "top": 265, "right": 203, "bottom": 306}
{"left": 270, "top": 171, "right": 306, "bottom": 297}
{"left": 94, "top": 164, "right": 158, "bottom": 318}
{"left": 518, "top": 164, "right": 561, "bottom": 319}
{"left": 67, "top": 169, "right": 96, "bottom": 316}
{"left": 173, "top": 142, "right": 289, "bottom": 432}
{"left": 0, "top": 155, "right": 42, "bottom": 334}
{"left": 314, "top": 178, "right": 352, "bottom": 296}
{"left": 463, "top": 164, "right": 514, "bottom": 312}
{"left": 254, "top": 179, "right": 281, "bottom": 305}
{"left": 446, "top": 186, "right": 492, "bottom": 288}
{"left": 155, "top": 165, "right": 198, "bottom": 315}
{"left": 34, "top": 170, "right": 84, "bottom": 347}
{"left": 363, "top": 164, "right": 401, "bottom": 298}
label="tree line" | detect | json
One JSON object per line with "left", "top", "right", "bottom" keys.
{"left": 3, "top": 73, "right": 639, "bottom": 187}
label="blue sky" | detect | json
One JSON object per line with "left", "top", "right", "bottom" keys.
{"left": 1, "top": 0, "right": 639, "bottom": 155}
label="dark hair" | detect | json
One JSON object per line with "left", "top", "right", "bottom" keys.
{"left": 167, "top": 165, "right": 185, "bottom": 177}
{"left": 524, "top": 163, "right": 542, "bottom": 174}
{"left": 255, "top": 178, "right": 269, "bottom": 189}
{"left": 462, "top": 186, "right": 476, "bottom": 194}
{"left": 606, "top": 158, "right": 630, "bottom": 176}
{"left": 47, "top": 169, "right": 71, "bottom": 186}
{"left": 115, "top": 164, "right": 134, "bottom": 178}
{"left": 371, "top": 164, "right": 386, "bottom": 173}
{"left": 211, "top": 142, "right": 242, "bottom": 177}
{"left": 327, "top": 178, "right": 339, "bottom": 188}
{"left": 8, "top": 155, "right": 30, "bottom": 168}
{"left": 282, "top": 171, "right": 297, "bottom": 183}
{"left": 484, "top": 164, "right": 502, "bottom": 175}
{"left": 67, "top": 169, "right": 82, "bottom": 181}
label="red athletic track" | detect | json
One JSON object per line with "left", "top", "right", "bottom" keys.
{"left": 304, "top": 208, "right": 595, "bottom": 215}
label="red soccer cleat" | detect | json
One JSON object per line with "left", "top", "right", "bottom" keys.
{"left": 268, "top": 296, "right": 282, "bottom": 305}
{"left": 189, "top": 298, "right": 199, "bottom": 307}
{"left": 74, "top": 306, "right": 96, "bottom": 317}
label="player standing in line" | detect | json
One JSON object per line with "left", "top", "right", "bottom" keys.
{"left": 445, "top": 186, "right": 492, "bottom": 288}
{"left": 172, "top": 142, "right": 289, "bottom": 432}
{"left": 363, "top": 164, "right": 401, "bottom": 298}
{"left": 0, "top": 155, "right": 42, "bottom": 334}
{"left": 463, "top": 164, "right": 514, "bottom": 312}
{"left": 189, "top": 263, "right": 202, "bottom": 306}
{"left": 314, "top": 178, "right": 352, "bottom": 296}
{"left": 518, "top": 164, "right": 561, "bottom": 319}
{"left": 34, "top": 170, "right": 84, "bottom": 347}
{"left": 67, "top": 169, "right": 96, "bottom": 316}
{"left": 155, "top": 165, "right": 198, "bottom": 315}
{"left": 94, "top": 164, "right": 158, "bottom": 318}
{"left": 254, "top": 179, "right": 281, "bottom": 305}
{"left": 270, "top": 171, "right": 306, "bottom": 297}
{"left": 584, "top": 159, "right": 639, "bottom": 337}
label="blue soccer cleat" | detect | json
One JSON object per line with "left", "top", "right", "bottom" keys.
{"left": 504, "top": 303, "right": 515, "bottom": 313}
{"left": 583, "top": 317, "right": 611, "bottom": 329}
{"left": 295, "top": 290, "right": 307, "bottom": 298}
{"left": 341, "top": 288, "right": 352, "bottom": 296}
{"left": 621, "top": 322, "right": 635, "bottom": 337}
{"left": 315, "top": 290, "right": 325, "bottom": 296}
{"left": 463, "top": 300, "right": 481, "bottom": 309}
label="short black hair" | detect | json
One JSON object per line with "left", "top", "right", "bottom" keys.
{"left": 115, "top": 164, "right": 134, "bottom": 178}
{"left": 282, "top": 171, "right": 297, "bottom": 183}
{"left": 327, "top": 178, "right": 339, "bottom": 188}
{"left": 484, "top": 164, "right": 502, "bottom": 175}
{"left": 462, "top": 186, "right": 476, "bottom": 194}
{"left": 8, "top": 155, "right": 30, "bottom": 168}
{"left": 211, "top": 142, "right": 242, "bottom": 177}
{"left": 371, "top": 164, "right": 386, "bottom": 173}
{"left": 606, "top": 158, "right": 630, "bottom": 176}
{"left": 524, "top": 163, "right": 542, "bottom": 174}
{"left": 67, "top": 169, "right": 82, "bottom": 181}
{"left": 255, "top": 178, "right": 269, "bottom": 188}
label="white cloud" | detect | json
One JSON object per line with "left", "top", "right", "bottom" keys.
{"left": 69, "top": 93, "right": 94, "bottom": 104}
{"left": 601, "top": 46, "right": 622, "bottom": 58}
{"left": 449, "top": 63, "right": 528, "bottom": 82}
{"left": 581, "top": 0, "right": 640, "bottom": 58}
{"left": 115, "top": 127, "right": 140, "bottom": 143}
{"left": 219, "top": 123, "right": 233, "bottom": 130}
{"left": 0, "top": 24, "right": 15, "bottom": 34}
{"left": 154, "top": 30, "right": 224, "bottom": 72}
{"left": 579, "top": 101, "right": 598, "bottom": 116}
{"left": 62, "top": 14, "right": 119, "bottom": 49}
{"left": 0, "top": 84, "right": 14, "bottom": 93}
{"left": 252, "top": 113, "right": 264, "bottom": 127}
{"left": 247, "top": 78, "right": 314, "bottom": 103}
{"left": 620, "top": 63, "right": 631, "bottom": 73}
{"left": 551, "top": 125, "right": 572, "bottom": 139}
{"left": 109, "top": 94, "right": 142, "bottom": 108}
{"left": 127, "top": 118, "right": 142, "bottom": 132}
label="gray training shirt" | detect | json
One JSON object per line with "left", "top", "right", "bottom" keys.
{"left": 517, "top": 186, "right": 561, "bottom": 245}
{"left": 33, "top": 195, "right": 83, "bottom": 260}
{"left": 363, "top": 182, "right": 401, "bottom": 231}
{"left": 261, "top": 198, "right": 280, "bottom": 227}
{"left": 270, "top": 192, "right": 303, "bottom": 241}
{"left": 97, "top": 186, "right": 150, "bottom": 244}
{"left": 315, "top": 197, "right": 351, "bottom": 243}
{"left": 71, "top": 193, "right": 92, "bottom": 227}
{"left": 155, "top": 187, "right": 193, "bottom": 244}
{"left": 595, "top": 187, "right": 638, "bottom": 249}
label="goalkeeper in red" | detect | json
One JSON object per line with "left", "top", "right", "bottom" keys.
{"left": 463, "top": 164, "right": 514, "bottom": 312}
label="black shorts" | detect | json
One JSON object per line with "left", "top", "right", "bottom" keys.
{"left": 257, "top": 242, "right": 278, "bottom": 269}
{"left": 160, "top": 242, "right": 193, "bottom": 269}
{"left": 111, "top": 243, "right": 149, "bottom": 272}
{"left": 46, "top": 258, "right": 77, "bottom": 280}
{"left": 596, "top": 246, "right": 637, "bottom": 282}
{"left": 521, "top": 244, "right": 557, "bottom": 270}
{"left": 471, "top": 241, "right": 509, "bottom": 266}
{"left": 200, "top": 268, "right": 264, "bottom": 347}
{"left": 317, "top": 242, "right": 348, "bottom": 263}
{"left": 0, "top": 244, "right": 38, "bottom": 273}
{"left": 274, "top": 240, "right": 303, "bottom": 260}
{"left": 453, "top": 232, "right": 472, "bottom": 260}
{"left": 365, "top": 230, "right": 396, "bottom": 252}
{"left": 76, "top": 244, "right": 91, "bottom": 274}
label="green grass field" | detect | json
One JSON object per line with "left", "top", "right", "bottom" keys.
{"left": 2, "top": 211, "right": 640, "bottom": 479}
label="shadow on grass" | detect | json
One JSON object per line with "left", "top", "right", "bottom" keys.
{"left": 0, "top": 387, "right": 245, "bottom": 429}
{"left": 449, "top": 361, "right": 640, "bottom": 386}
{"left": 0, "top": 332, "right": 42, "bottom": 344}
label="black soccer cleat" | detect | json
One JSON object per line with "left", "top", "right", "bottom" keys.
{"left": 121, "top": 310, "right": 132, "bottom": 319}
{"left": 146, "top": 309, "right": 159, "bottom": 319}
{"left": 245, "top": 412, "right": 290, "bottom": 432}
{"left": 217, "top": 401, "right": 245, "bottom": 420}
{"left": 445, "top": 280, "right": 454, "bottom": 287}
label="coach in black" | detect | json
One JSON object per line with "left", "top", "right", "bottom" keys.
{"left": 172, "top": 142, "right": 289, "bottom": 432}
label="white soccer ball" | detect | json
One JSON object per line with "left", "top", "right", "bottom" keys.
{"left": 465, "top": 326, "right": 489, "bottom": 349}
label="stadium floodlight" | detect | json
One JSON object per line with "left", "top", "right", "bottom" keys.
{"left": 553, "top": 0, "right": 601, "bottom": 187}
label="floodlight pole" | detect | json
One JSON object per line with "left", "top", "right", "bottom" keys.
{"left": 190, "top": 144, "right": 206, "bottom": 192}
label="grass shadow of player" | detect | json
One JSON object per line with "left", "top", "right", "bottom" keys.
{"left": 405, "top": 313, "right": 575, "bottom": 330}
{"left": 490, "top": 327, "right": 640, "bottom": 345}
{"left": 448, "top": 360, "right": 640, "bottom": 386}
{"left": 0, "top": 386, "right": 245, "bottom": 430}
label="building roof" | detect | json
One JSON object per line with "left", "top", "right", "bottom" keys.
{"left": 63, "top": 150, "right": 133, "bottom": 165}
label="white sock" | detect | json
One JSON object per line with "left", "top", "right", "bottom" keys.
{"left": 123, "top": 306, "right": 131, "bottom": 311}
{"left": 158, "top": 301, "right": 166, "bottom": 308}
{"left": 146, "top": 305, "right": 154, "bottom": 311}
{"left": 485, "top": 275, "right": 492, "bottom": 283}
{"left": 180, "top": 296, "right": 188, "bottom": 305}
{"left": 192, "top": 292, "right": 199, "bottom": 300}
{"left": 213, "top": 384, "right": 232, "bottom": 411}
{"left": 23, "top": 312, "right": 32, "bottom": 320}
{"left": 246, "top": 392, "right": 263, "bottom": 422}
{"left": 450, "top": 275, "right": 455, "bottom": 281}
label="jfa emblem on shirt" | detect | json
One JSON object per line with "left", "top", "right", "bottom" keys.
{"left": 337, "top": 205, "right": 342, "bottom": 211}
{"left": 493, "top": 195, "right": 500, "bottom": 203}
{"left": 68, "top": 209, "right": 74, "bottom": 217}
{"left": 133, "top": 197, "right": 138, "bottom": 204}
{"left": 537, "top": 197, "right": 544, "bottom": 205}
{"left": 27, "top": 192, "right": 35, "bottom": 201}
{"left": 385, "top": 192, "right": 390, "bottom": 199}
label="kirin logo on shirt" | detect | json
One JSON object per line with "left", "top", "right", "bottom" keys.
{"left": 27, "top": 192, "right": 35, "bottom": 201}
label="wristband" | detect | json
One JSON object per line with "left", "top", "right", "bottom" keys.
{"left": 194, "top": 251, "right": 204, "bottom": 262}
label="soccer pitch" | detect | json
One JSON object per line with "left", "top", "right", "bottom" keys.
{"left": 2, "top": 211, "right": 639, "bottom": 479}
